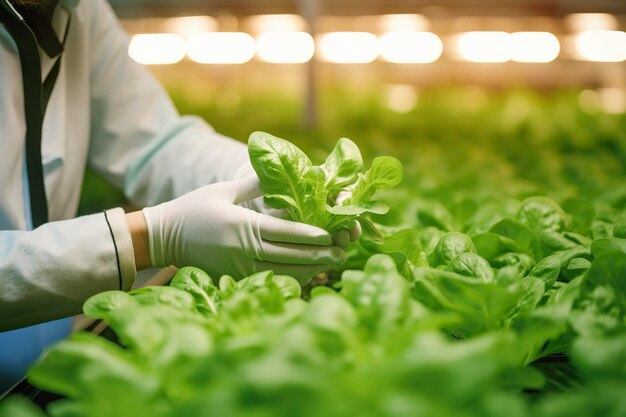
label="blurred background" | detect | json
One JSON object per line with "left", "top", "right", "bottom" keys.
{"left": 79, "top": 0, "right": 626, "bottom": 215}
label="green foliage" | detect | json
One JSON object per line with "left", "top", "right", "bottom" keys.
{"left": 0, "top": 397, "right": 46, "bottom": 417}
{"left": 248, "top": 131, "right": 403, "bottom": 240}
{"left": 1, "top": 263, "right": 527, "bottom": 417}
{"left": 7, "top": 88, "right": 626, "bottom": 417}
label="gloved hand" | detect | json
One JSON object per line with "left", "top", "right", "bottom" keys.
{"left": 333, "top": 191, "right": 363, "bottom": 248}
{"left": 234, "top": 161, "right": 286, "bottom": 217}
{"left": 235, "top": 161, "right": 361, "bottom": 249}
{"left": 142, "top": 177, "right": 346, "bottom": 283}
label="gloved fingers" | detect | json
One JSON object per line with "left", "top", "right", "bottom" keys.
{"left": 336, "top": 190, "right": 352, "bottom": 205}
{"left": 347, "top": 219, "right": 362, "bottom": 242}
{"left": 233, "top": 160, "right": 257, "bottom": 180}
{"left": 231, "top": 176, "right": 263, "bottom": 204}
{"left": 332, "top": 229, "right": 351, "bottom": 249}
{"left": 334, "top": 191, "right": 361, "bottom": 242}
{"left": 264, "top": 206, "right": 288, "bottom": 218}
{"left": 330, "top": 221, "right": 361, "bottom": 249}
{"left": 258, "top": 215, "right": 333, "bottom": 246}
{"left": 259, "top": 241, "right": 346, "bottom": 265}
{"left": 240, "top": 195, "right": 288, "bottom": 218}
{"left": 253, "top": 261, "right": 330, "bottom": 284}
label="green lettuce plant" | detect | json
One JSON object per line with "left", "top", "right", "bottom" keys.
{"left": 248, "top": 131, "right": 403, "bottom": 240}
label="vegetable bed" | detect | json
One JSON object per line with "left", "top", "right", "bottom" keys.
{"left": 2, "top": 87, "right": 626, "bottom": 417}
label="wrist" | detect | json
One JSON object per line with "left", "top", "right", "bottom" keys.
{"left": 126, "top": 210, "right": 151, "bottom": 270}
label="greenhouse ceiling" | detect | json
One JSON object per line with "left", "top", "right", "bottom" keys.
{"left": 108, "top": 0, "right": 626, "bottom": 18}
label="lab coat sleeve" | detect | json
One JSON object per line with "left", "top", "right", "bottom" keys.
{"left": 0, "top": 208, "right": 135, "bottom": 331}
{"left": 86, "top": 0, "right": 251, "bottom": 207}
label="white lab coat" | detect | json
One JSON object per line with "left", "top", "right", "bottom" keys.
{"left": 0, "top": 0, "right": 250, "bottom": 385}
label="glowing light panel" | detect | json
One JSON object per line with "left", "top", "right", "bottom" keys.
{"left": 187, "top": 32, "right": 256, "bottom": 64}
{"left": 128, "top": 34, "right": 186, "bottom": 65}
{"left": 575, "top": 31, "right": 626, "bottom": 62}
{"left": 164, "top": 16, "right": 217, "bottom": 38}
{"left": 248, "top": 14, "right": 306, "bottom": 33}
{"left": 598, "top": 88, "right": 626, "bottom": 113}
{"left": 511, "top": 32, "right": 560, "bottom": 63}
{"left": 380, "top": 32, "right": 442, "bottom": 63}
{"left": 455, "top": 31, "right": 512, "bottom": 62}
{"left": 383, "top": 84, "right": 418, "bottom": 113}
{"left": 566, "top": 13, "right": 619, "bottom": 31}
{"left": 318, "top": 32, "right": 379, "bottom": 63}
{"left": 256, "top": 31, "right": 315, "bottom": 63}
{"left": 378, "top": 14, "right": 429, "bottom": 32}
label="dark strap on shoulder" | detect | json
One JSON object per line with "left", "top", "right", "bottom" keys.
{"left": 0, "top": 1, "right": 71, "bottom": 228}
{"left": 16, "top": 4, "right": 63, "bottom": 58}
{"left": 0, "top": 2, "right": 48, "bottom": 227}
{"left": 42, "top": 13, "right": 71, "bottom": 116}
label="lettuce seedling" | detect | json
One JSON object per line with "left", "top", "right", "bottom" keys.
{"left": 248, "top": 131, "right": 403, "bottom": 240}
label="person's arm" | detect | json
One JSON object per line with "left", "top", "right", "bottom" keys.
{"left": 86, "top": 0, "right": 252, "bottom": 208}
{"left": 125, "top": 211, "right": 150, "bottom": 270}
{"left": 0, "top": 209, "right": 135, "bottom": 331}
{"left": 81, "top": 0, "right": 352, "bottom": 287}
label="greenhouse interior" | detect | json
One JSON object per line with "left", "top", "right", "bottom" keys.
{"left": 0, "top": 0, "right": 625, "bottom": 416}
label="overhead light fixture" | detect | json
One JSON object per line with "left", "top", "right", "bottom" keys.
{"left": 579, "top": 88, "right": 626, "bottom": 114}
{"left": 247, "top": 14, "right": 306, "bottom": 34}
{"left": 187, "top": 32, "right": 256, "bottom": 64}
{"left": 382, "top": 84, "right": 418, "bottom": 113}
{"left": 128, "top": 34, "right": 186, "bottom": 65}
{"left": 597, "top": 88, "right": 626, "bottom": 114}
{"left": 380, "top": 32, "right": 442, "bottom": 63}
{"left": 454, "top": 31, "right": 512, "bottom": 63}
{"left": 256, "top": 31, "right": 315, "bottom": 63}
{"left": 511, "top": 32, "right": 560, "bottom": 63}
{"left": 574, "top": 30, "right": 626, "bottom": 62}
{"left": 565, "top": 13, "right": 619, "bottom": 32}
{"left": 377, "top": 14, "right": 429, "bottom": 32}
{"left": 163, "top": 16, "right": 218, "bottom": 39}
{"left": 317, "top": 32, "right": 379, "bottom": 63}
{"left": 578, "top": 89, "right": 601, "bottom": 113}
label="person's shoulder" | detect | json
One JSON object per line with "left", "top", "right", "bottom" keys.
{"left": 61, "top": 0, "right": 90, "bottom": 19}
{"left": 68, "top": 0, "right": 122, "bottom": 37}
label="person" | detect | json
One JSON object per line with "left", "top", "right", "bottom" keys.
{"left": 0, "top": 0, "right": 355, "bottom": 392}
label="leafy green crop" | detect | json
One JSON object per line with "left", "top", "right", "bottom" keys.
{"left": 4, "top": 239, "right": 625, "bottom": 417}
{"left": 248, "top": 131, "right": 403, "bottom": 240}
{"left": 0, "top": 262, "right": 533, "bottom": 417}
{"left": 3, "top": 88, "right": 626, "bottom": 417}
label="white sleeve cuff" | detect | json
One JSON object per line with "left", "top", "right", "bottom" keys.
{"left": 103, "top": 207, "right": 136, "bottom": 291}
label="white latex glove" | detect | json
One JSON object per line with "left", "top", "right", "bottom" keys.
{"left": 241, "top": 190, "right": 361, "bottom": 250}
{"left": 142, "top": 177, "right": 346, "bottom": 283}
{"left": 234, "top": 162, "right": 285, "bottom": 217}
{"left": 235, "top": 162, "right": 361, "bottom": 248}
{"left": 334, "top": 191, "right": 363, "bottom": 248}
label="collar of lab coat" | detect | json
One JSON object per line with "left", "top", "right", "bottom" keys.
{"left": 0, "top": 0, "right": 78, "bottom": 53}
{"left": 0, "top": 0, "right": 78, "bottom": 79}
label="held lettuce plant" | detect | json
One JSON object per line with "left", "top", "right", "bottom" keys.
{"left": 248, "top": 131, "right": 403, "bottom": 240}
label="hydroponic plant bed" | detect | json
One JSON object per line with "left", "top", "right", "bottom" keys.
{"left": 1, "top": 87, "right": 625, "bottom": 417}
